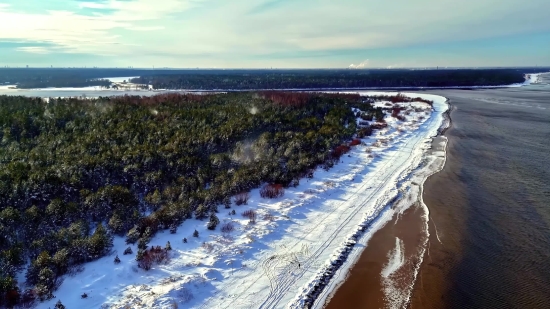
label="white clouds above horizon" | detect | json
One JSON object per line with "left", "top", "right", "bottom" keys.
{"left": 1, "top": 0, "right": 550, "bottom": 67}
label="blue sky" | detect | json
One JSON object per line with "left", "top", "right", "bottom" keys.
{"left": 1, "top": 0, "right": 549, "bottom": 68}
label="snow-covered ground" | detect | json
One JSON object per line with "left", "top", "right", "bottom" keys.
{"left": 36, "top": 92, "right": 448, "bottom": 309}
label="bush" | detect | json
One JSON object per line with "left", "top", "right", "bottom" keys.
{"left": 349, "top": 139, "right": 361, "bottom": 146}
{"left": 332, "top": 145, "right": 351, "bottom": 159}
{"left": 169, "top": 224, "right": 177, "bottom": 234}
{"left": 263, "top": 213, "right": 275, "bottom": 221}
{"left": 259, "top": 184, "right": 284, "bottom": 199}
{"left": 220, "top": 222, "right": 234, "bottom": 233}
{"left": 183, "top": 238, "right": 187, "bottom": 243}
{"left": 242, "top": 210, "right": 257, "bottom": 224}
{"left": 137, "top": 246, "right": 169, "bottom": 270}
{"left": 234, "top": 192, "right": 250, "bottom": 206}
{"left": 357, "top": 126, "right": 373, "bottom": 138}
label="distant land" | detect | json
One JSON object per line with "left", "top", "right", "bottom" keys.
{"left": 1, "top": 67, "right": 548, "bottom": 90}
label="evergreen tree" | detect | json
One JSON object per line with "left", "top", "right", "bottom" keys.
{"left": 192, "top": 230, "right": 199, "bottom": 238}
{"left": 223, "top": 196, "right": 231, "bottom": 209}
{"left": 88, "top": 223, "right": 113, "bottom": 259}
{"left": 114, "top": 255, "right": 121, "bottom": 264}
{"left": 126, "top": 227, "right": 140, "bottom": 244}
{"left": 165, "top": 241, "right": 172, "bottom": 251}
{"left": 207, "top": 213, "right": 219, "bottom": 230}
{"left": 54, "top": 300, "right": 66, "bottom": 309}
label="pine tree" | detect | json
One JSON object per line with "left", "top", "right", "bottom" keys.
{"left": 169, "top": 223, "right": 177, "bottom": 234}
{"left": 207, "top": 213, "right": 219, "bottom": 230}
{"left": 223, "top": 196, "right": 231, "bottom": 209}
{"left": 183, "top": 238, "right": 187, "bottom": 243}
{"left": 114, "top": 255, "right": 121, "bottom": 264}
{"left": 165, "top": 241, "right": 172, "bottom": 250}
{"left": 54, "top": 300, "right": 66, "bottom": 309}
{"left": 123, "top": 246, "right": 133, "bottom": 255}
{"left": 192, "top": 230, "right": 199, "bottom": 238}
{"left": 88, "top": 223, "right": 113, "bottom": 259}
{"left": 126, "top": 227, "right": 140, "bottom": 244}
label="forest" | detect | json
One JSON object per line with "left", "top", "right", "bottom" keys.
{"left": 1, "top": 68, "right": 545, "bottom": 89}
{"left": 0, "top": 91, "right": 389, "bottom": 306}
{"left": 131, "top": 68, "right": 534, "bottom": 90}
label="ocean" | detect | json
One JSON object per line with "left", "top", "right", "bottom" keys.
{"left": 415, "top": 74, "right": 550, "bottom": 309}
{"left": 327, "top": 74, "right": 550, "bottom": 309}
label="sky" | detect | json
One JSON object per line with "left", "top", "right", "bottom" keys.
{"left": 0, "top": 0, "right": 549, "bottom": 68}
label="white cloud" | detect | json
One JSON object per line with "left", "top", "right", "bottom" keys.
{"left": 0, "top": 0, "right": 549, "bottom": 67}
{"left": 16, "top": 46, "right": 50, "bottom": 54}
{"left": 349, "top": 60, "right": 369, "bottom": 69}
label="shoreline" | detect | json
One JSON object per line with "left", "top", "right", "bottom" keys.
{"left": 322, "top": 97, "right": 451, "bottom": 309}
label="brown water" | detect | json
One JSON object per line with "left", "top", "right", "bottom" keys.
{"left": 326, "top": 75, "right": 550, "bottom": 309}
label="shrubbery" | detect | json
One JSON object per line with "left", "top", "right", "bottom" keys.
{"left": 259, "top": 184, "right": 285, "bottom": 199}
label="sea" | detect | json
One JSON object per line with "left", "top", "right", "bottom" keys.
{"left": 413, "top": 74, "right": 550, "bottom": 309}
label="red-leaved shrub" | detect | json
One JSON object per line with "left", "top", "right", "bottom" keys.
{"left": 138, "top": 246, "right": 169, "bottom": 270}
{"left": 349, "top": 139, "right": 361, "bottom": 146}
{"left": 332, "top": 145, "right": 351, "bottom": 159}
{"left": 260, "top": 184, "right": 285, "bottom": 199}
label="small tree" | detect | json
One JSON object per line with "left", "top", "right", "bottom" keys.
{"left": 123, "top": 246, "right": 133, "bottom": 255}
{"left": 193, "top": 230, "right": 199, "bottom": 238}
{"left": 183, "top": 238, "right": 188, "bottom": 243}
{"left": 169, "top": 223, "right": 177, "bottom": 234}
{"left": 54, "top": 300, "right": 66, "bottom": 309}
{"left": 165, "top": 241, "right": 172, "bottom": 251}
{"left": 231, "top": 209, "right": 236, "bottom": 215}
{"left": 114, "top": 255, "right": 121, "bottom": 264}
{"left": 223, "top": 196, "right": 231, "bottom": 209}
{"left": 207, "top": 213, "right": 219, "bottom": 230}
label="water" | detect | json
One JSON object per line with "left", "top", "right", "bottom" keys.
{"left": 418, "top": 75, "right": 550, "bottom": 309}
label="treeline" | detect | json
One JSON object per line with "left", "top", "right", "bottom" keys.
{"left": 131, "top": 69, "right": 534, "bottom": 90}
{"left": 0, "top": 91, "right": 374, "bottom": 306}
{"left": 0, "top": 68, "right": 147, "bottom": 89}
{"left": 1, "top": 68, "right": 545, "bottom": 89}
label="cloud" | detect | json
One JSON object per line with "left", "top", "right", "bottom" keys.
{"left": 349, "top": 59, "right": 369, "bottom": 69}
{"left": 16, "top": 46, "right": 50, "bottom": 54}
{"left": 0, "top": 0, "right": 549, "bottom": 67}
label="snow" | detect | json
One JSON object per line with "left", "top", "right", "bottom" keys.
{"left": 106, "top": 76, "right": 141, "bottom": 83}
{"left": 35, "top": 91, "right": 449, "bottom": 309}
